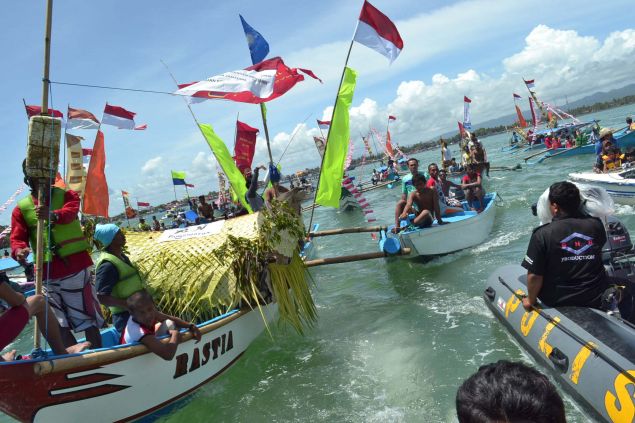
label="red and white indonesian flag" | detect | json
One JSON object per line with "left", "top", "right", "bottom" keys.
{"left": 102, "top": 104, "right": 147, "bottom": 130}
{"left": 524, "top": 79, "right": 535, "bottom": 90}
{"left": 353, "top": 1, "right": 403, "bottom": 63}
{"left": 67, "top": 107, "right": 100, "bottom": 130}
{"left": 174, "top": 57, "right": 321, "bottom": 104}
{"left": 317, "top": 119, "right": 331, "bottom": 130}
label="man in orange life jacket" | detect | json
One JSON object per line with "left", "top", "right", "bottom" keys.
{"left": 10, "top": 161, "right": 103, "bottom": 348}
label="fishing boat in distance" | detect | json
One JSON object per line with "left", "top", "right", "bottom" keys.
{"left": 380, "top": 192, "right": 497, "bottom": 257}
{"left": 569, "top": 167, "right": 635, "bottom": 205}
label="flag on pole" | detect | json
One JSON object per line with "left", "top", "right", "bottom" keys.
{"left": 515, "top": 105, "right": 528, "bottom": 128}
{"left": 102, "top": 104, "right": 147, "bottom": 130}
{"left": 171, "top": 170, "right": 186, "bottom": 185}
{"left": 185, "top": 183, "right": 195, "bottom": 188}
{"left": 83, "top": 131, "right": 109, "bottom": 217}
{"left": 174, "top": 57, "right": 321, "bottom": 104}
{"left": 137, "top": 201, "right": 150, "bottom": 207}
{"left": 65, "top": 133, "right": 87, "bottom": 198}
{"left": 25, "top": 105, "right": 63, "bottom": 119}
{"left": 353, "top": 1, "right": 403, "bottom": 63}
{"left": 198, "top": 124, "right": 252, "bottom": 213}
{"left": 67, "top": 107, "right": 100, "bottom": 130}
{"left": 529, "top": 97, "right": 538, "bottom": 126}
{"left": 458, "top": 121, "right": 466, "bottom": 138}
{"left": 313, "top": 136, "right": 326, "bottom": 158}
{"left": 385, "top": 129, "right": 394, "bottom": 158}
{"left": 122, "top": 190, "right": 137, "bottom": 218}
{"left": 463, "top": 96, "right": 472, "bottom": 130}
{"left": 513, "top": 93, "right": 522, "bottom": 99}
{"left": 239, "top": 14, "right": 269, "bottom": 65}
{"left": 388, "top": 115, "right": 397, "bottom": 121}
{"left": 234, "top": 121, "right": 259, "bottom": 170}
{"left": 317, "top": 120, "right": 331, "bottom": 130}
{"left": 316, "top": 67, "right": 357, "bottom": 208}
{"left": 524, "top": 79, "right": 535, "bottom": 90}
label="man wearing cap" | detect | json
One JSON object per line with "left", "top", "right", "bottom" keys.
{"left": 94, "top": 224, "right": 144, "bottom": 334}
{"left": 10, "top": 160, "right": 103, "bottom": 348}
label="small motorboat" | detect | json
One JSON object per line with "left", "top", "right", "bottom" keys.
{"left": 484, "top": 263, "right": 635, "bottom": 423}
{"left": 569, "top": 167, "right": 635, "bottom": 205}
{"left": 380, "top": 192, "right": 497, "bottom": 257}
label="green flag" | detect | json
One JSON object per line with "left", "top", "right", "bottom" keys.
{"left": 199, "top": 123, "right": 252, "bottom": 213}
{"left": 315, "top": 67, "right": 357, "bottom": 207}
{"left": 171, "top": 170, "right": 186, "bottom": 180}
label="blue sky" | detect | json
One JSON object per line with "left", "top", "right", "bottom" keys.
{"left": 1, "top": 0, "right": 634, "bottom": 222}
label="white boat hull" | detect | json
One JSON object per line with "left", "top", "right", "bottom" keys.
{"left": 397, "top": 193, "right": 497, "bottom": 256}
{"left": 569, "top": 171, "right": 635, "bottom": 205}
{"left": 0, "top": 304, "right": 277, "bottom": 422}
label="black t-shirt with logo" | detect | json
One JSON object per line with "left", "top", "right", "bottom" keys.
{"left": 521, "top": 214, "right": 608, "bottom": 307}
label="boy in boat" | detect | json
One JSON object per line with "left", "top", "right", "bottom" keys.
{"left": 426, "top": 163, "right": 464, "bottom": 214}
{"left": 121, "top": 290, "right": 201, "bottom": 361}
{"left": 0, "top": 273, "right": 90, "bottom": 360}
{"left": 461, "top": 164, "right": 485, "bottom": 212}
{"left": 399, "top": 174, "right": 446, "bottom": 229}
{"left": 11, "top": 160, "right": 103, "bottom": 349}
{"left": 393, "top": 158, "right": 429, "bottom": 232}
{"left": 438, "top": 169, "right": 464, "bottom": 208}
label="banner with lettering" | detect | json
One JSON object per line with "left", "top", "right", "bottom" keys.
{"left": 234, "top": 121, "right": 259, "bottom": 171}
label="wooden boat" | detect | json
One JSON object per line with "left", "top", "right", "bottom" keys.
{"left": 484, "top": 264, "right": 635, "bottom": 423}
{"left": 0, "top": 304, "right": 277, "bottom": 422}
{"left": 569, "top": 167, "right": 635, "bottom": 205}
{"left": 381, "top": 192, "right": 497, "bottom": 256}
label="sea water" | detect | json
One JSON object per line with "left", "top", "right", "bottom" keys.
{"left": 2, "top": 105, "right": 635, "bottom": 422}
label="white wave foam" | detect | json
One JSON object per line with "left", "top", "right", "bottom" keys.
{"left": 473, "top": 230, "right": 528, "bottom": 253}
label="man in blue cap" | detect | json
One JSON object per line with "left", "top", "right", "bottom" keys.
{"left": 94, "top": 224, "right": 144, "bottom": 334}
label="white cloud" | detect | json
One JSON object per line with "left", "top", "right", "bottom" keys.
{"left": 141, "top": 156, "right": 163, "bottom": 174}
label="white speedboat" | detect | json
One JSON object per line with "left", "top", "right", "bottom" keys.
{"left": 382, "top": 193, "right": 497, "bottom": 256}
{"left": 569, "top": 168, "right": 635, "bottom": 205}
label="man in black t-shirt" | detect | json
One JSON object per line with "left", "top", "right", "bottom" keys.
{"left": 521, "top": 182, "right": 609, "bottom": 311}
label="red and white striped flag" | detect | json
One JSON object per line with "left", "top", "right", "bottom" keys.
{"left": 513, "top": 93, "right": 522, "bottom": 100}
{"left": 102, "top": 104, "right": 147, "bottom": 130}
{"left": 388, "top": 115, "right": 397, "bottom": 121}
{"left": 67, "top": 107, "right": 100, "bottom": 130}
{"left": 524, "top": 79, "right": 535, "bottom": 90}
{"left": 353, "top": 1, "right": 403, "bottom": 63}
{"left": 137, "top": 201, "right": 150, "bottom": 207}
{"left": 25, "top": 105, "right": 64, "bottom": 119}
{"left": 175, "top": 57, "right": 320, "bottom": 104}
{"left": 317, "top": 120, "right": 331, "bottom": 130}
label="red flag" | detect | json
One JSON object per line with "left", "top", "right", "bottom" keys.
{"left": 185, "top": 183, "right": 195, "bottom": 188}
{"left": 529, "top": 98, "right": 538, "bottom": 126}
{"left": 463, "top": 96, "right": 472, "bottom": 103}
{"left": 513, "top": 93, "right": 522, "bottom": 99}
{"left": 82, "top": 148, "right": 93, "bottom": 156}
{"left": 385, "top": 130, "right": 395, "bottom": 158}
{"left": 388, "top": 115, "right": 397, "bottom": 121}
{"left": 353, "top": 0, "right": 403, "bottom": 63}
{"left": 175, "top": 57, "right": 320, "bottom": 104}
{"left": 25, "top": 105, "right": 63, "bottom": 118}
{"left": 515, "top": 105, "right": 527, "bottom": 128}
{"left": 137, "top": 201, "right": 150, "bottom": 207}
{"left": 83, "top": 131, "right": 109, "bottom": 217}
{"left": 458, "top": 121, "right": 466, "bottom": 138}
{"left": 67, "top": 107, "right": 100, "bottom": 129}
{"left": 53, "top": 172, "right": 66, "bottom": 189}
{"left": 102, "top": 104, "right": 147, "bottom": 130}
{"left": 234, "top": 121, "right": 259, "bottom": 170}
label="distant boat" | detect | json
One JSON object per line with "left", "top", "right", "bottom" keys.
{"left": 381, "top": 193, "right": 497, "bottom": 257}
{"left": 569, "top": 167, "right": 635, "bottom": 205}
{"left": 528, "top": 130, "right": 635, "bottom": 164}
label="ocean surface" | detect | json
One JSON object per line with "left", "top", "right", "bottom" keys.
{"left": 2, "top": 104, "right": 635, "bottom": 422}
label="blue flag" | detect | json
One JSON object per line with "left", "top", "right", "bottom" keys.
{"left": 239, "top": 14, "right": 269, "bottom": 65}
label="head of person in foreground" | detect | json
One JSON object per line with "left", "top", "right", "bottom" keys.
{"left": 456, "top": 360, "right": 565, "bottom": 423}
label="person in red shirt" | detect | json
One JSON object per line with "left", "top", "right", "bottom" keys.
{"left": 11, "top": 161, "right": 103, "bottom": 348}
{"left": 426, "top": 163, "right": 463, "bottom": 215}
{"left": 462, "top": 164, "right": 486, "bottom": 212}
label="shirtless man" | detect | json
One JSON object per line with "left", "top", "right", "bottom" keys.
{"left": 399, "top": 174, "right": 446, "bottom": 228}
{"left": 426, "top": 163, "right": 463, "bottom": 214}
{"left": 462, "top": 164, "right": 485, "bottom": 212}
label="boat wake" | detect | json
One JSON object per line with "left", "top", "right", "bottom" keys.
{"left": 472, "top": 230, "right": 528, "bottom": 253}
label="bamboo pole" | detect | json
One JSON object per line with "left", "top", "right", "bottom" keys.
{"left": 32, "top": 0, "right": 55, "bottom": 351}
{"left": 309, "top": 225, "right": 385, "bottom": 237}
{"left": 523, "top": 148, "right": 550, "bottom": 162}
{"left": 304, "top": 248, "right": 411, "bottom": 267}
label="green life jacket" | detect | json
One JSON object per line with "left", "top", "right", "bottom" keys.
{"left": 96, "top": 252, "right": 144, "bottom": 314}
{"left": 17, "top": 187, "right": 90, "bottom": 263}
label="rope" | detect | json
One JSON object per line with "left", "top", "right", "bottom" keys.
{"left": 51, "top": 80, "right": 176, "bottom": 96}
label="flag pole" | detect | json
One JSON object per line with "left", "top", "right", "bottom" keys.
{"left": 62, "top": 104, "right": 69, "bottom": 180}
{"left": 307, "top": 26, "right": 358, "bottom": 234}
{"left": 172, "top": 182, "right": 178, "bottom": 203}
